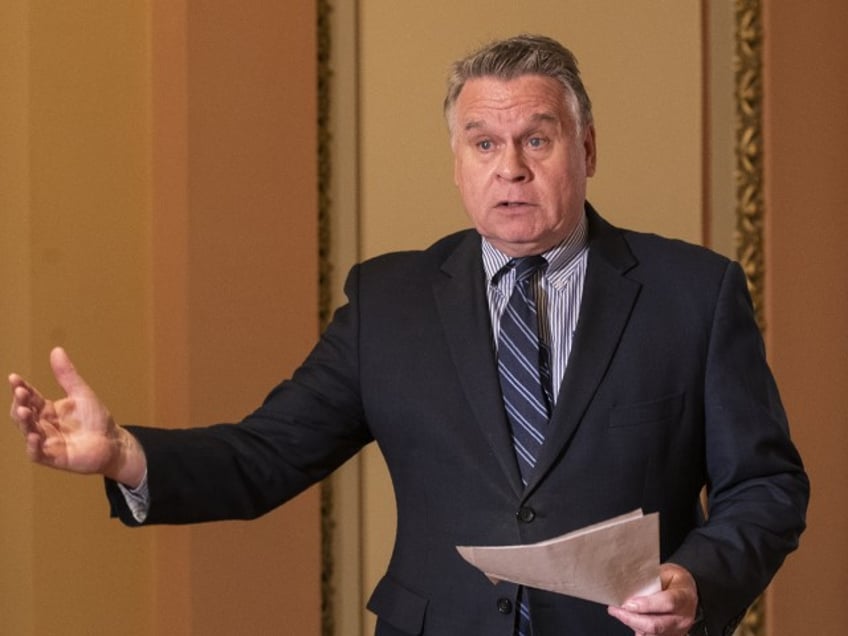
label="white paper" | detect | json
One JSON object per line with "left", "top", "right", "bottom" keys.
{"left": 456, "top": 509, "right": 661, "bottom": 606}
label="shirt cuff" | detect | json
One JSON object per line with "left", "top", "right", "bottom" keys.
{"left": 116, "top": 469, "right": 150, "bottom": 523}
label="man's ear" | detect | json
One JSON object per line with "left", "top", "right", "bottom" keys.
{"left": 583, "top": 123, "right": 597, "bottom": 177}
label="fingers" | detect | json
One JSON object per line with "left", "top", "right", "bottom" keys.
{"left": 607, "top": 563, "right": 699, "bottom": 636}
{"left": 50, "top": 347, "right": 93, "bottom": 398}
{"left": 9, "top": 349, "right": 82, "bottom": 436}
{"left": 9, "top": 374, "right": 54, "bottom": 467}
{"left": 9, "top": 374, "right": 44, "bottom": 430}
{"left": 608, "top": 603, "right": 690, "bottom": 636}
{"left": 25, "top": 430, "right": 49, "bottom": 464}
{"left": 9, "top": 374, "right": 23, "bottom": 420}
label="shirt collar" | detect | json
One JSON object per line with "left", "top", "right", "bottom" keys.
{"left": 482, "top": 211, "right": 588, "bottom": 288}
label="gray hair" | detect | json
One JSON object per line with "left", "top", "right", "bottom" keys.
{"left": 444, "top": 34, "right": 593, "bottom": 133}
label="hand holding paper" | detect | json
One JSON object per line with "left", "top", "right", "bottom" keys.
{"left": 456, "top": 509, "right": 660, "bottom": 607}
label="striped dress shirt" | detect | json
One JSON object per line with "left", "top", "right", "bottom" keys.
{"left": 481, "top": 212, "right": 589, "bottom": 405}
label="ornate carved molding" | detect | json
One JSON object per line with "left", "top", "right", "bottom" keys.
{"left": 734, "top": 1, "right": 766, "bottom": 635}
{"left": 734, "top": 0, "right": 766, "bottom": 333}
{"left": 317, "top": 1, "right": 335, "bottom": 635}
{"left": 317, "top": 0, "right": 333, "bottom": 333}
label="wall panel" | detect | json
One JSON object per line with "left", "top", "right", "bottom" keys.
{"left": 1, "top": 2, "right": 154, "bottom": 633}
{"left": 764, "top": 2, "right": 848, "bottom": 634}
{"left": 1, "top": 1, "right": 322, "bottom": 633}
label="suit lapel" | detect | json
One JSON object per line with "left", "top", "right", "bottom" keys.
{"left": 433, "top": 232, "right": 525, "bottom": 496}
{"left": 525, "top": 209, "right": 641, "bottom": 495}
{"left": 432, "top": 210, "right": 641, "bottom": 499}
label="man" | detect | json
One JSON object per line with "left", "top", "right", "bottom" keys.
{"left": 9, "top": 35, "right": 808, "bottom": 635}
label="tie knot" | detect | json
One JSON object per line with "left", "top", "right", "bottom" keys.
{"left": 511, "top": 255, "right": 547, "bottom": 284}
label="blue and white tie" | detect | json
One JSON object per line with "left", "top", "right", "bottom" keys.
{"left": 496, "top": 256, "right": 551, "bottom": 636}
{"left": 498, "top": 256, "right": 551, "bottom": 484}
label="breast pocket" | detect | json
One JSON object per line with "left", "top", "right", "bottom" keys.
{"left": 609, "top": 392, "right": 685, "bottom": 428}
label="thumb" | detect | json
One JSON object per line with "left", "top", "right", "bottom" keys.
{"left": 49, "top": 347, "right": 93, "bottom": 397}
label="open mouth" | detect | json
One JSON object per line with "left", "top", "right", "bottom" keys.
{"left": 497, "top": 201, "right": 534, "bottom": 209}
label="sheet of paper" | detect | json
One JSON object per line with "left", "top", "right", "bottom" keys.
{"left": 456, "top": 509, "right": 661, "bottom": 607}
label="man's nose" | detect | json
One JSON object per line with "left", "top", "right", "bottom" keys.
{"left": 496, "top": 144, "right": 530, "bottom": 182}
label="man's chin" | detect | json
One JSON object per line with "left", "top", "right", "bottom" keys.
{"left": 485, "top": 234, "right": 554, "bottom": 258}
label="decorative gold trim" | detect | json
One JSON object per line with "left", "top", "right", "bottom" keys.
{"left": 734, "top": 0, "right": 766, "bottom": 333}
{"left": 317, "top": 2, "right": 335, "bottom": 635}
{"left": 317, "top": 0, "right": 333, "bottom": 332}
{"left": 734, "top": 1, "right": 766, "bottom": 635}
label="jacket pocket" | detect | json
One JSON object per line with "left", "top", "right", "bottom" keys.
{"left": 367, "top": 574, "right": 429, "bottom": 635}
{"left": 609, "top": 392, "right": 684, "bottom": 428}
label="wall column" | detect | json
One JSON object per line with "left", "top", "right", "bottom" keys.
{"left": 0, "top": 1, "right": 322, "bottom": 633}
{"left": 764, "top": 2, "right": 848, "bottom": 634}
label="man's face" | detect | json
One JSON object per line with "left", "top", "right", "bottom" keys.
{"left": 451, "top": 75, "right": 596, "bottom": 257}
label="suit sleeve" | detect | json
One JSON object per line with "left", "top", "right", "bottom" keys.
{"left": 668, "top": 261, "right": 809, "bottom": 635}
{"left": 106, "top": 265, "right": 373, "bottom": 525}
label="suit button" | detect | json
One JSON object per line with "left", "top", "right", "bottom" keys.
{"left": 517, "top": 506, "right": 536, "bottom": 523}
{"left": 497, "top": 598, "right": 513, "bottom": 614}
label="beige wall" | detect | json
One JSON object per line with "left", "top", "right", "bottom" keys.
{"left": 0, "top": 2, "right": 35, "bottom": 629}
{"left": 358, "top": 1, "right": 704, "bottom": 257}
{"left": 0, "top": 1, "right": 321, "bottom": 633}
{"left": 1, "top": 3, "right": 154, "bottom": 633}
{"left": 764, "top": 2, "right": 848, "bottom": 634}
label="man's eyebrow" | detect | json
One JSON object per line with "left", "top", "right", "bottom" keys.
{"left": 461, "top": 112, "right": 559, "bottom": 133}
{"left": 529, "top": 112, "right": 559, "bottom": 125}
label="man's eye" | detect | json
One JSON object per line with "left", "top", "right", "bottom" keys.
{"left": 528, "top": 136, "right": 547, "bottom": 148}
{"left": 477, "top": 140, "right": 493, "bottom": 151}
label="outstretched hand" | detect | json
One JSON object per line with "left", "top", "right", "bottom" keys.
{"left": 8, "top": 347, "right": 146, "bottom": 486}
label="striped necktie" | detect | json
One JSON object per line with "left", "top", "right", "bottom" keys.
{"left": 497, "top": 256, "right": 551, "bottom": 484}
{"left": 496, "top": 256, "right": 550, "bottom": 636}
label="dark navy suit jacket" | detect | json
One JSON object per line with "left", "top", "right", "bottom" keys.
{"left": 108, "top": 206, "right": 808, "bottom": 636}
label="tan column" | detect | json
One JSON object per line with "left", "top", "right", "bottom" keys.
{"left": 764, "top": 2, "right": 848, "bottom": 634}
{"left": 0, "top": 0, "right": 35, "bottom": 632}
{"left": 1, "top": 2, "right": 155, "bottom": 633}
{"left": 1, "top": 1, "right": 322, "bottom": 633}
{"left": 151, "top": 0, "right": 321, "bottom": 632}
